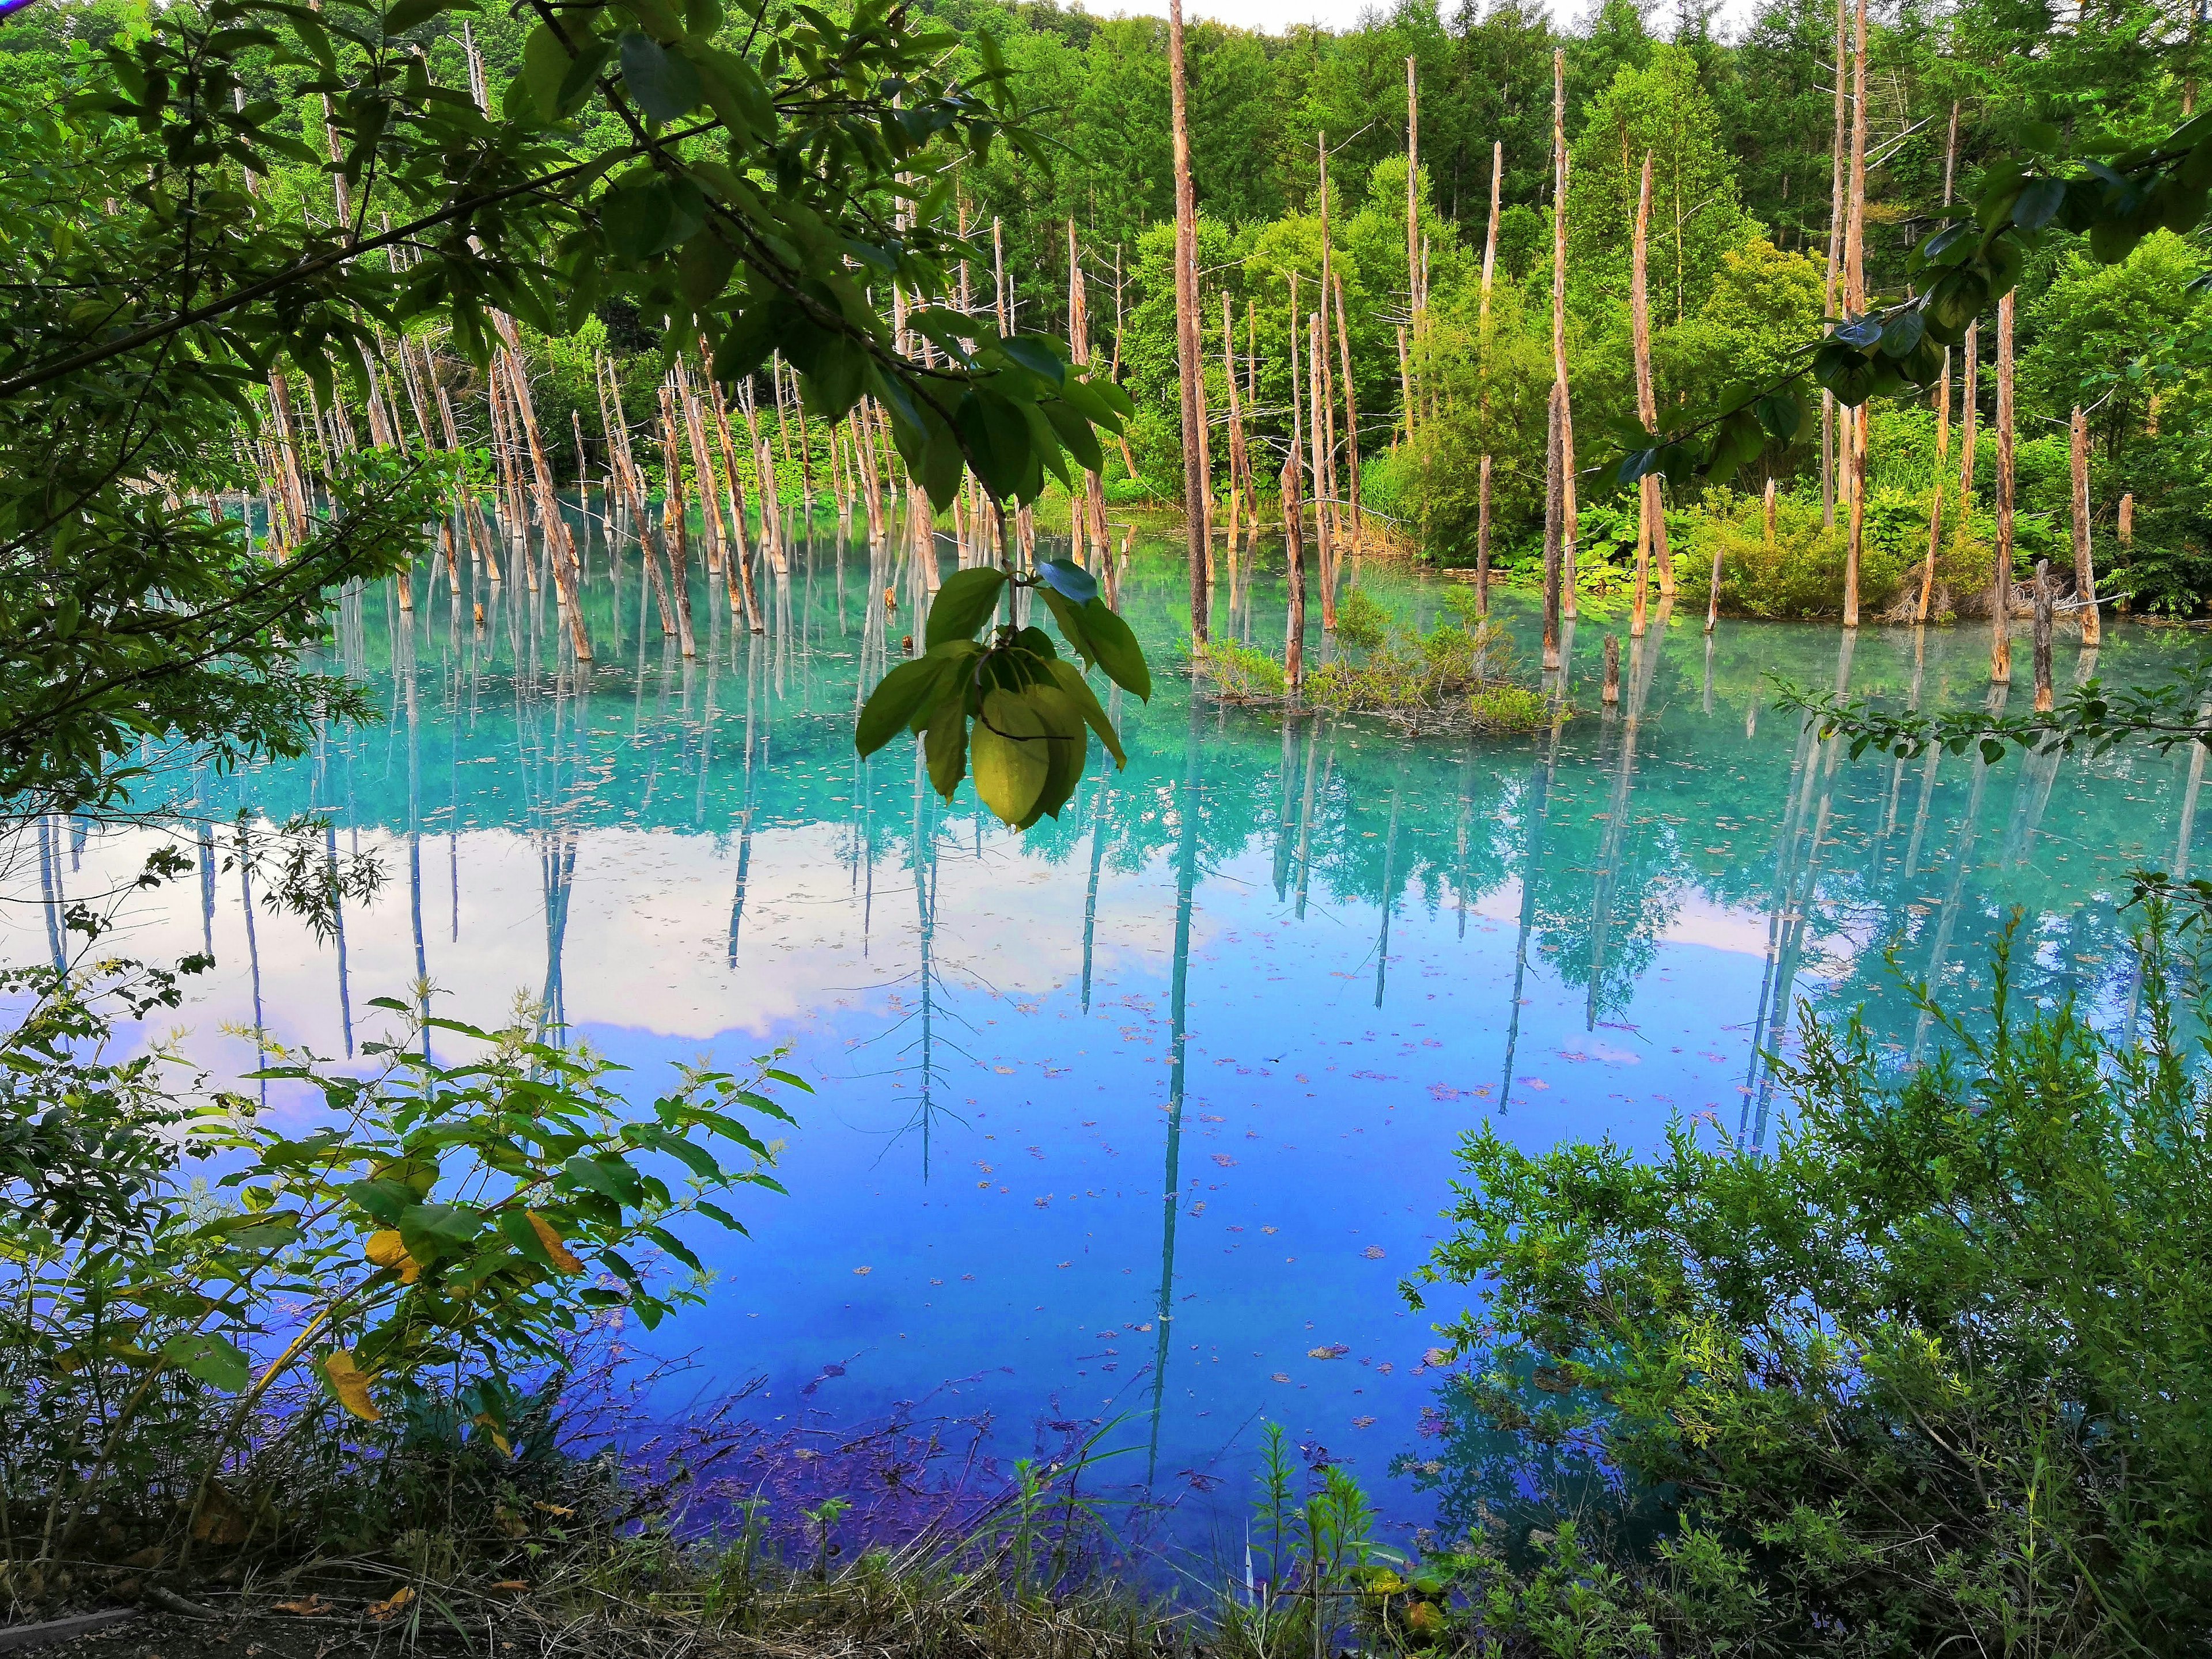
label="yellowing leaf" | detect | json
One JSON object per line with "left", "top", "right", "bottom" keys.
{"left": 365, "top": 1229, "right": 422, "bottom": 1282}
{"left": 528, "top": 1211, "right": 584, "bottom": 1274}
{"left": 323, "top": 1351, "right": 381, "bottom": 1422}
{"left": 367, "top": 1586, "right": 414, "bottom": 1622}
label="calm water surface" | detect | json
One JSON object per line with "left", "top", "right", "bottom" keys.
{"left": 13, "top": 508, "right": 2207, "bottom": 1564}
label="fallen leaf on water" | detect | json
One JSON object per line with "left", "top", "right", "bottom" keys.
{"left": 1423, "top": 1347, "right": 1452, "bottom": 1366}
{"left": 1352, "top": 1416, "right": 1377, "bottom": 1429}
{"left": 1362, "top": 1246, "right": 1385, "bottom": 1259}
{"left": 1308, "top": 1344, "right": 1350, "bottom": 1359}
{"left": 853, "top": 1266, "right": 872, "bottom": 1275}
{"left": 1272, "top": 1372, "right": 1291, "bottom": 1383}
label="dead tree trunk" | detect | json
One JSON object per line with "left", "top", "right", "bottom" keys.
{"left": 1550, "top": 51, "right": 1576, "bottom": 625}
{"left": 1841, "top": 0, "right": 1869, "bottom": 629}
{"left": 1168, "top": 0, "right": 1209, "bottom": 642}
{"left": 1333, "top": 274, "right": 1361, "bottom": 550}
{"left": 1630, "top": 153, "right": 1658, "bottom": 639}
{"left": 1476, "top": 141, "right": 1501, "bottom": 615}
{"left": 1822, "top": 0, "right": 1847, "bottom": 529}
{"left": 1918, "top": 101, "right": 1961, "bottom": 624}
{"left": 1283, "top": 452, "right": 1306, "bottom": 695}
{"left": 1993, "top": 291, "right": 2017, "bottom": 684}
{"left": 2072, "top": 405, "right": 2100, "bottom": 646}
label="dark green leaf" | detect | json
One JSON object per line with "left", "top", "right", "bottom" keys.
{"left": 924, "top": 567, "right": 1007, "bottom": 648}
{"left": 620, "top": 29, "right": 702, "bottom": 123}
{"left": 1080, "top": 599, "right": 1149, "bottom": 700}
{"left": 856, "top": 655, "right": 948, "bottom": 756}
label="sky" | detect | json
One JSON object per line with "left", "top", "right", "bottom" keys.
{"left": 1067, "top": 0, "right": 1766, "bottom": 40}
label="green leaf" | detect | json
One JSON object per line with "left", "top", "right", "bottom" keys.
{"left": 1079, "top": 599, "right": 1149, "bottom": 700}
{"left": 1041, "top": 398, "right": 1104, "bottom": 475}
{"left": 971, "top": 688, "right": 1051, "bottom": 825}
{"left": 713, "top": 299, "right": 782, "bottom": 384}
{"left": 677, "top": 228, "right": 737, "bottom": 304}
{"left": 922, "top": 684, "right": 969, "bottom": 800}
{"left": 918, "top": 408, "right": 965, "bottom": 507}
{"left": 601, "top": 180, "right": 675, "bottom": 262}
{"left": 552, "top": 40, "right": 613, "bottom": 118}
{"left": 1037, "top": 586, "right": 1097, "bottom": 666}
{"left": 1048, "top": 658, "right": 1126, "bottom": 768}
{"left": 562, "top": 1153, "right": 643, "bottom": 1204}
{"left": 497, "top": 1207, "right": 558, "bottom": 1270}
{"left": 1037, "top": 557, "right": 1097, "bottom": 604}
{"left": 688, "top": 43, "right": 773, "bottom": 141}
{"left": 857, "top": 655, "right": 949, "bottom": 756}
{"left": 163, "top": 1332, "right": 251, "bottom": 1393}
{"left": 2012, "top": 176, "right": 2067, "bottom": 231}
{"left": 953, "top": 388, "right": 1032, "bottom": 499}
{"left": 397, "top": 1200, "right": 480, "bottom": 1264}
{"left": 620, "top": 29, "right": 702, "bottom": 123}
{"left": 998, "top": 335, "right": 1068, "bottom": 384}
{"left": 925, "top": 567, "right": 1008, "bottom": 648}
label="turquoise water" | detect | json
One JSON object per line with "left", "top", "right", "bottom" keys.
{"left": 16, "top": 505, "right": 2209, "bottom": 1563}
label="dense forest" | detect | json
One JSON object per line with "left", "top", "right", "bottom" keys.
{"left": 8, "top": 0, "right": 2203, "bottom": 622}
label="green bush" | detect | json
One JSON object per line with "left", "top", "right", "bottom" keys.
{"left": 1407, "top": 918, "right": 2212, "bottom": 1653}
{"left": 1192, "top": 637, "right": 1286, "bottom": 699}
{"left": 1302, "top": 590, "right": 1544, "bottom": 730}
{"left": 0, "top": 954, "right": 800, "bottom": 1581}
{"left": 1678, "top": 487, "right": 1980, "bottom": 618}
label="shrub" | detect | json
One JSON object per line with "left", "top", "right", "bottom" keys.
{"left": 1406, "top": 917, "right": 2212, "bottom": 1653}
{"left": 0, "top": 956, "right": 801, "bottom": 1582}
{"left": 1677, "top": 487, "right": 1984, "bottom": 618}
{"left": 1302, "top": 590, "right": 1545, "bottom": 731}
{"left": 1192, "top": 637, "right": 1286, "bottom": 699}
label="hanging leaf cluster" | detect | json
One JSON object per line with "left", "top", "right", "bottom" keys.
{"left": 855, "top": 559, "right": 1149, "bottom": 827}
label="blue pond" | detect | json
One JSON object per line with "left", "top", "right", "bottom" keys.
{"left": 14, "top": 512, "right": 2200, "bottom": 1566}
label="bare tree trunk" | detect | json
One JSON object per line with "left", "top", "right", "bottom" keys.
{"left": 1959, "top": 319, "right": 1980, "bottom": 505}
{"left": 1477, "top": 456, "right": 1494, "bottom": 618}
{"left": 1283, "top": 452, "right": 1306, "bottom": 695}
{"left": 657, "top": 387, "right": 699, "bottom": 658}
{"left": 1630, "top": 153, "right": 1658, "bottom": 638}
{"left": 496, "top": 322, "right": 591, "bottom": 658}
{"left": 1992, "top": 291, "right": 2016, "bottom": 683}
{"left": 1334, "top": 274, "right": 1361, "bottom": 550}
{"left": 2032, "top": 560, "right": 2054, "bottom": 711}
{"left": 1309, "top": 311, "right": 1336, "bottom": 628}
{"left": 1918, "top": 101, "right": 1961, "bottom": 624}
{"left": 1070, "top": 221, "right": 1112, "bottom": 570}
{"left": 1477, "top": 141, "right": 1501, "bottom": 615}
{"left": 1549, "top": 51, "right": 1575, "bottom": 627}
{"left": 706, "top": 374, "right": 764, "bottom": 631}
{"left": 1396, "top": 325, "right": 1414, "bottom": 447}
{"left": 1168, "top": 0, "right": 1209, "bottom": 642}
{"left": 1318, "top": 132, "right": 1339, "bottom": 552}
{"left": 1405, "top": 52, "right": 1420, "bottom": 323}
{"left": 1543, "top": 383, "right": 1563, "bottom": 672}
{"left": 1821, "top": 0, "right": 1847, "bottom": 529}
{"left": 2073, "top": 405, "right": 2100, "bottom": 645}
{"left": 1841, "top": 0, "right": 1868, "bottom": 629}
{"left": 1222, "top": 293, "right": 1253, "bottom": 555}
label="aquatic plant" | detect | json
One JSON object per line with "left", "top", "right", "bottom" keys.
{"left": 1190, "top": 638, "right": 1287, "bottom": 700}
{"left": 1302, "top": 590, "right": 1546, "bottom": 732}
